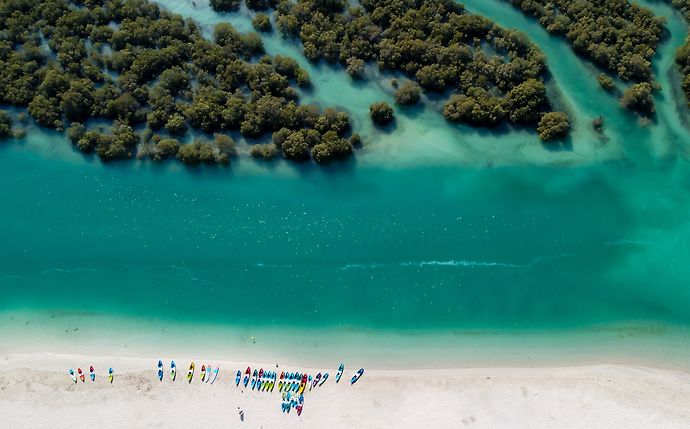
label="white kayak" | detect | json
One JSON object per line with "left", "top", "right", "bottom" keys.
{"left": 210, "top": 366, "right": 219, "bottom": 384}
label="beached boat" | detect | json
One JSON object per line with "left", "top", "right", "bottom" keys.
{"left": 210, "top": 366, "right": 219, "bottom": 384}
{"left": 299, "top": 373, "right": 308, "bottom": 394}
{"left": 157, "top": 360, "right": 164, "bottom": 381}
{"left": 108, "top": 368, "right": 114, "bottom": 383}
{"left": 335, "top": 363, "right": 344, "bottom": 383}
{"left": 205, "top": 364, "right": 212, "bottom": 383}
{"left": 89, "top": 366, "right": 95, "bottom": 382}
{"left": 350, "top": 368, "right": 364, "bottom": 385}
{"left": 187, "top": 362, "right": 195, "bottom": 383}
{"left": 320, "top": 372, "right": 329, "bottom": 386}
{"left": 297, "top": 394, "right": 304, "bottom": 416}
{"left": 312, "top": 373, "right": 321, "bottom": 389}
{"left": 170, "top": 361, "right": 176, "bottom": 381}
{"left": 69, "top": 369, "right": 77, "bottom": 383}
{"left": 200, "top": 365, "right": 206, "bottom": 382}
{"left": 235, "top": 370, "right": 241, "bottom": 386}
{"left": 78, "top": 368, "right": 85, "bottom": 382}
{"left": 243, "top": 367, "right": 250, "bottom": 387}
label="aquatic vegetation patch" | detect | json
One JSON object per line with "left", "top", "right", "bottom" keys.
{"left": 216, "top": 0, "right": 569, "bottom": 140}
{"left": 0, "top": 0, "right": 356, "bottom": 165}
{"left": 666, "top": 0, "right": 690, "bottom": 108}
{"left": 505, "top": 0, "right": 665, "bottom": 116}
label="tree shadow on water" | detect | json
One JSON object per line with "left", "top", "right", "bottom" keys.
{"left": 541, "top": 134, "right": 574, "bottom": 152}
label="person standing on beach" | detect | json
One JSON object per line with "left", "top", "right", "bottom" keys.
{"left": 238, "top": 406, "right": 244, "bottom": 422}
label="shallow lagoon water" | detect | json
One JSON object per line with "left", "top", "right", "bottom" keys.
{"left": 1, "top": 0, "right": 690, "bottom": 366}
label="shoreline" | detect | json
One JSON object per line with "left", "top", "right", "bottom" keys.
{"left": 1, "top": 351, "right": 689, "bottom": 428}
{"left": 2, "top": 309, "right": 690, "bottom": 372}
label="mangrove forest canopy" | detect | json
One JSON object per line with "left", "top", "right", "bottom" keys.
{"left": 268, "top": 0, "right": 569, "bottom": 132}
{"left": 0, "top": 0, "right": 358, "bottom": 165}
{"left": 7, "top": 0, "right": 690, "bottom": 167}
{"left": 505, "top": 0, "right": 665, "bottom": 116}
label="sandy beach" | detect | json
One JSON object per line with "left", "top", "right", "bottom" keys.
{"left": 1, "top": 352, "right": 689, "bottom": 429}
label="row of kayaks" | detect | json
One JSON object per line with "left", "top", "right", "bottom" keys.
{"left": 69, "top": 366, "right": 113, "bottom": 384}
{"left": 281, "top": 391, "right": 304, "bottom": 416}
{"left": 236, "top": 363, "right": 364, "bottom": 393}
{"left": 238, "top": 367, "right": 278, "bottom": 391}
{"left": 277, "top": 366, "right": 363, "bottom": 417}
{"left": 158, "top": 360, "right": 219, "bottom": 384}
{"left": 70, "top": 361, "right": 365, "bottom": 390}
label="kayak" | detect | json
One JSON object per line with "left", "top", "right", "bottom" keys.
{"left": 69, "top": 369, "right": 77, "bottom": 383}
{"left": 157, "top": 360, "right": 164, "bottom": 381}
{"left": 299, "top": 373, "right": 308, "bottom": 394}
{"left": 210, "top": 366, "right": 219, "bottom": 384}
{"left": 108, "top": 368, "right": 114, "bottom": 383}
{"left": 319, "top": 372, "right": 329, "bottom": 386}
{"left": 335, "top": 363, "right": 344, "bottom": 383}
{"left": 200, "top": 365, "right": 206, "bottom": 382}
{"left": 312, "top": 373, "right": 321, "bottom": 389}
{"left": 251, "top": 369, "right": 258, "bottom": 390}
{"left": 271, "top": 372, "right": 276, "bottom": 391}
{"left": 78, "top": 368, "right": 85, "bottom": 382}
{"left": 235, "top": 370, "right": 241, "bottom": 386}
{"left": 170, "top": 361, "right": 176, "bottom": 381}
{"left": 297, "top": 394, "right": 304, "bottom": 415}
{"left": 350, "top": 368, "right": 364, "bottom": 385}
{"left": 259, "top": 368, "right": 263, "bottom": 379}
{"left": 187, "top": 362, "right": 195, "bottom": 383}
{"left": 89, "top": 366, "right": 95, "bottom": 382}
{"left": 243, "top": 367, "right": 250, "bottom": 387}
{"left": 205, "top": 364, "right": 212, "bottom": 384}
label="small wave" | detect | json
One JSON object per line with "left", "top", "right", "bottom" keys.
{"left": 342, "top": 260, "right": 527, "bottom": 270}
{"left": 605, "top": 239, "right": 656, "bottom": 247}
{"left": 46, "top": 267, "right": 100, "bottom": 274}
{"left": 255, "top": 263, "right": 296, "bottom": 268}
{"left": 340, "top": 263, "right": 389, "bottom": 270}
{"left": 403, "top": 260, "right": 526, "bottom": 268}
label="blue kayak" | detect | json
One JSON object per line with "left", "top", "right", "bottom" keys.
{"left": 350, "top": 368, "right": 364, "bottom": 385}
{"left": 335, "top": 363, "right": 344, "bottom": 383}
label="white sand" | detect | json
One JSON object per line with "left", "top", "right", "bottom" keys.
{"left": 1, "top": 352, "right": 689, "bottom": 428}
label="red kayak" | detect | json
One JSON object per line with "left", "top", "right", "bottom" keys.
{"left": 243, "top": 367, "right": 250, "bottom": 387}
{"left": 77, "top": 368, "right": 85, "bottom": 382}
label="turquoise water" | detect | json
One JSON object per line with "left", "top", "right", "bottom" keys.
{"left": 1, "top": 0, "right": 690, "bottom": 365}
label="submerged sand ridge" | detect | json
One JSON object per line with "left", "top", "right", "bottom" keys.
{"left": 1, "top": 353, "right": 689, "bottom": 428}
